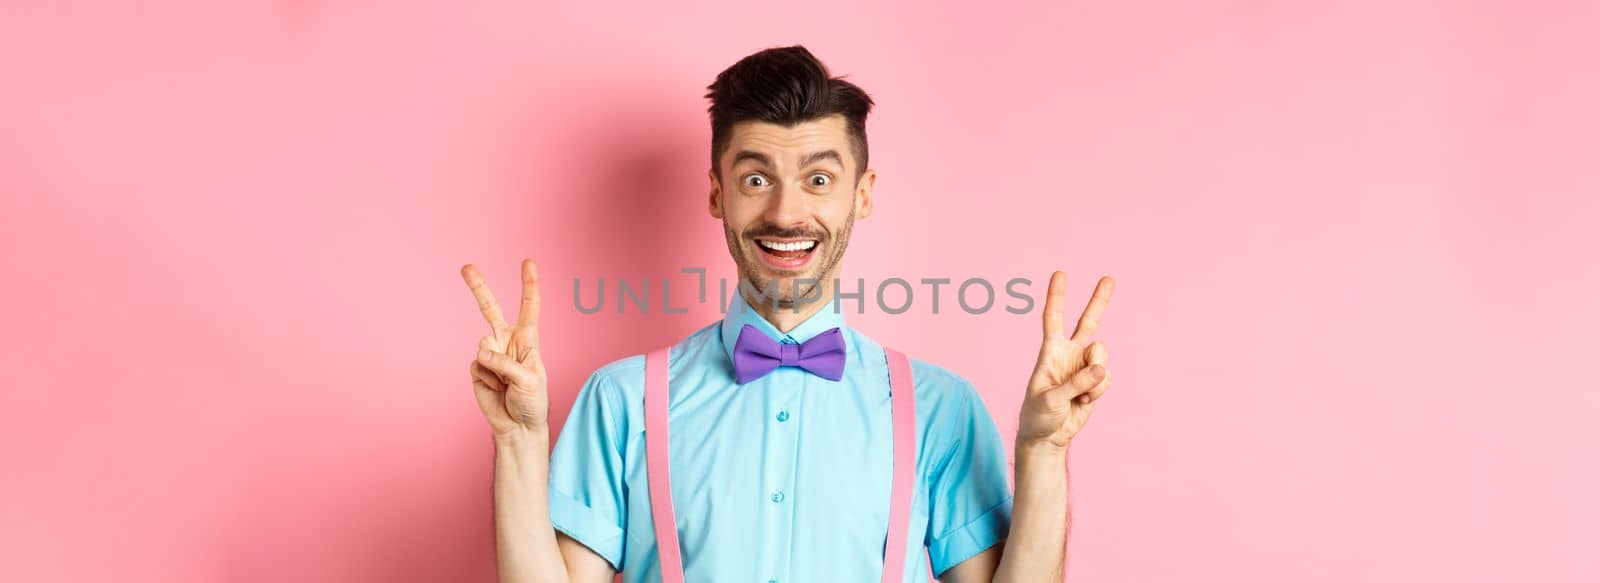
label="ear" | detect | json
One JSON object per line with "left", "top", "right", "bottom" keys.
{"left": 854, "top": 168, "right": 877, "bottom": 219}
{"left": 708, "top": 168, "right": 724, "bottom": 219}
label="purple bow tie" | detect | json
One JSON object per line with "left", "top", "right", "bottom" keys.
{"left": 732, "top": 324, "right": 847, "bottom": 384}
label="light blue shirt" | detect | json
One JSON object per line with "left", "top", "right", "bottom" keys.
{"left": 547, "top": 292, "right": 1014, "bottom": 582}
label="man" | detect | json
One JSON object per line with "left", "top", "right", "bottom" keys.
{"left": 462, "top": 45, "right": 1115, "bottom": 582}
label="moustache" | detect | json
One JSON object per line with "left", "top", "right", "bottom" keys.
{"left": 744, "top": 226, "right": 827, "bottom": 241}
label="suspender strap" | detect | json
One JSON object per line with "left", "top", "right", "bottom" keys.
{"left": 644, "top": 348, "right": 685, "bottom": 582}
{"left": 881, "top": 346, "right": 917, "bottom": 583}
{"left": 644, "top": 347, "right": 918, "bottom": 583}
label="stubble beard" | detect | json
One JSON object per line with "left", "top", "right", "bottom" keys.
{"left": 723, "top": 207, "right": 855, "bottom": 312}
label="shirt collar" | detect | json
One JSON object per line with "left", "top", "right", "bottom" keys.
{"left": 719, "top": 288, "right": 850, "bottom": 367}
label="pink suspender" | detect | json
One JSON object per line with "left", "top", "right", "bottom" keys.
{"left": 881, "top": 347, "right": 917, "bottom": 583}
{"left": 644, "top": 348, "right": 685, "bottom": 580}
{"left": 643, "top": 346, "right": 919, "bottom": 583}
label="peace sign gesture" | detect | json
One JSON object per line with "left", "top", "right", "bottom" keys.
{"left": 1018, "top": 271, "right": 1116, "bottom": 450}
{"left": 462, "top": 259, "right": 550, "bottom": 437}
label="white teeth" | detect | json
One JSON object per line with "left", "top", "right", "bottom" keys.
{"left": 758, "top": 240, "right": 817, "bottom": 252}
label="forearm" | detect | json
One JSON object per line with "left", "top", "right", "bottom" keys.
{"left": 993, "top": 441, "right": 1070, "bottom": 582}
{"left": 493, "top": 429, "right": 570, "bottom": 583}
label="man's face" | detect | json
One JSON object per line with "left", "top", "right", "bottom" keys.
{"left": 709, "top": 114, "right": 876, "bottom": 309}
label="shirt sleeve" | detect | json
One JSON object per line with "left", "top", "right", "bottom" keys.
{"left": 546, "top": 367, "right": 630, "bottom": 571}
{"left": 925, "top": 379, "right": 1015, "bottom": 576}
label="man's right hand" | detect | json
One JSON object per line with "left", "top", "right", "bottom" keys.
{"left": 462, "top": 258, "right": 550, "bottom": 438}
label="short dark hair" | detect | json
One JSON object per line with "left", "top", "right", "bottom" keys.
{"left": 705, "top": 45, "right": 875, "bottom": 181}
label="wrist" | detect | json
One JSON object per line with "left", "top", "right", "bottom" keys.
{"left": 1016, "top": 437, "right": 1070, "bottom": 462}
{"left": 493, "top": 426, "right": 550, "bottom": 452}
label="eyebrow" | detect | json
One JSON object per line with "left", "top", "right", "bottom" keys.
{"left": 799, "top": 149, "right": 844, "bottom": 169}
{"left": 731, "top": 150, "right": 771, "bottom": 167}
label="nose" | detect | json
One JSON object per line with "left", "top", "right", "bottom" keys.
{"left": 761, "top": 180, "right": 810, "bottom": 229}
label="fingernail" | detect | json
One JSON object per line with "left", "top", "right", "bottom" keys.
{"left": 1091, "top": 364, "right": 1106, "bottom": 380}
{"left": 477, "top": 347, "right": 490, "bottom": 361}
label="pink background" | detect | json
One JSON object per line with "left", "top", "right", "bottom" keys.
{"left": 3, "top": 1, "right": 1597, "bottom": 581}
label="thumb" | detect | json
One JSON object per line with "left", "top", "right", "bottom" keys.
{"left": 476, "top": 346, "right": 537, "bottom": 389}
{"left": 1063, "top": 364, "right": 1107, "bottom": 398}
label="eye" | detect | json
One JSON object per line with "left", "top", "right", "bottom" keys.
{"left": 743, "top": 174, "right": 770, "bottom": 188}
{"left": 808, "top": 173, "right": 831, "bottom": 187}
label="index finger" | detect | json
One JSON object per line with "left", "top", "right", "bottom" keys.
{"left": 460, "top": 264, "right": 508, "bottom": 331}
{"left": 1041, "top": 271, "right": 1068, "bottom": 340}
{"left": 516, "top": 258, "right": 541, "bottom": 328}
{"left": 1070, "top": 276, "right": 1116, "bottom": 343}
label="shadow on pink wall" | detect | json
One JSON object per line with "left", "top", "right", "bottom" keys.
{"left": 203, "top": 86, "right": 714, "bottom": 582}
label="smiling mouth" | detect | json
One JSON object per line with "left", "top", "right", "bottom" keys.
{"left": 753, "top": 237, "right": 820, "bottom": 270}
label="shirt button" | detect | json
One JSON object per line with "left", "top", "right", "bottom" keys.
{"left": 771, "top": 490, "right": 785, "bottom": 503}
{"left": 776, "top": 410, "right": 790, "bottom": 422}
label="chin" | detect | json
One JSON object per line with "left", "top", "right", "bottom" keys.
{"left": 744, "top": 268, "right": 821, "bottom": 301}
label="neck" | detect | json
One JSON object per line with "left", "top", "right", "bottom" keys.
{"left": 741, "top": 278, "right": 837, "bottom": 333}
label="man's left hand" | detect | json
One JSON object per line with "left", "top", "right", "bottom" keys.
{"left": 1018, "top": 271, "right": 1116, "bottom": 451}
